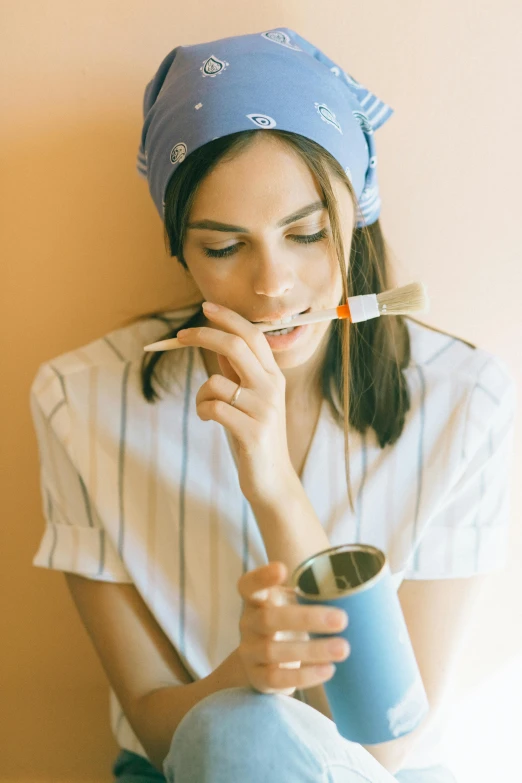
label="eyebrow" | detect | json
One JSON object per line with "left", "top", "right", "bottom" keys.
{"left": 186, "top": 200, "right": 327, "bottom": 233}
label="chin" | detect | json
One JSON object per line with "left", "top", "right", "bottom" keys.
{"left": 266, "top": 320, "right": 332, "bottom": 367}
{"left": 272, "top": 337, "right": 323, "bottom": 369}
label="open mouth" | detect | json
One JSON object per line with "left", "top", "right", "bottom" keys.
{"left": 262, "top": 306, "right": 310, "bottom": 327}
{"left": 262, "top": 309, "right": 313, "bottom": 348}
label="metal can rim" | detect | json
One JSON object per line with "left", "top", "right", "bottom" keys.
{"left": 290, "top": 543, "right": 387, "bottom": 601}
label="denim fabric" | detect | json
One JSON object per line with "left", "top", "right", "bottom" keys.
{"left": 112, "top": 748, "right": 165, "bottom": 781}
{"left": 112, "top": 747, "right": 166, "bottom": 781}
{"left": 113, "top": 687, "right": 459, "bottom": 783}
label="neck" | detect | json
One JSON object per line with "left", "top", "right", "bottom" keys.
{"left": 279, "top": 339, "right": 327, "bottom": 409}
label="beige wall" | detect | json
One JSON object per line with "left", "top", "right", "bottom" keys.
{"left": 2, "top": 3, "right": 521, "bottom": 781}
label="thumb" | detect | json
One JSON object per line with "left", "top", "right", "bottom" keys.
{"left": 251, "top": 562, "right": 288, "bottom": 602}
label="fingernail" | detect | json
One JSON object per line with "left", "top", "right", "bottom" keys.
{"left": 326, "top": 610, "right": 348, "bottom": 628}
{"left": 202, "top": 301, "right": 219, "bottom": 313}
{"left": 328, "top": 639, "right": 348, "bottom": 656}
{"left": 251, "top": 588, "right": 269, "bottom": 602}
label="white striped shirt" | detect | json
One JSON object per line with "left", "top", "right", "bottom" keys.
{"left": 29, "top": 307, "right": 517, "bottom": 769}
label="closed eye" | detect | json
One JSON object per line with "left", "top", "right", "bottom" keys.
{"left": 202, "top": 228, "right": 329, "bottom": 258}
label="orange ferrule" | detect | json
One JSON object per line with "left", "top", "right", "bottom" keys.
{"left": 336, "top": 303, "right": 352, "bottom": 322}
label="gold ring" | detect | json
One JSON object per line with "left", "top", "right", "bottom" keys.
{"left": 229, "top": 384, "right": 242, "bottom": 407}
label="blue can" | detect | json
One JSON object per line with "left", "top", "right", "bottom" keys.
{"left": 290, "top": 543, "right": 430, "bottom": 745}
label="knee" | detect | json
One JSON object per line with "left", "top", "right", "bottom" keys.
{"left": 172, "top": 686, "right": 280, "bottom": 747}
{"left": 163, "top": 687, "right": 324, "bottom": 782}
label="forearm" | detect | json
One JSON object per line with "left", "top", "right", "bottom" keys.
{"left": 361, "top": 703, "right": 438, "bottom": 775}
{"left": 248, "top": 469, "right": 332, "bottom": 578}
{"left": 130, "top": 647, "right": 250, "bottom": 774}
{"left": 133, "top": 473, "right": 334, "bottom": 775}
{"left": 247, "top": 472, "right": 336, "bottom": 723}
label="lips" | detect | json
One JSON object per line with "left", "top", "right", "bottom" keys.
{"left": 253, "top": 307, "right": 310, "bottom": 325}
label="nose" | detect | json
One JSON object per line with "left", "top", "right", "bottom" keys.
{"left": 252, "top": 247, "right": 295, "bottom": 298}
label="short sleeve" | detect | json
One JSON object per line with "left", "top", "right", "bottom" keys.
{"left": 29, "top": 362, "right": 133, "bottom": 583}
{"left": 402, "top": 359, "right": 518, "bottom": 579}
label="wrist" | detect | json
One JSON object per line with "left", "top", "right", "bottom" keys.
{"left": 245, "top": 463, "right": 300, "bottom": 508}
{"left": 245, "top": 473, "right": 332, "bottom": 576}
{"left": 207, "top": 647, "right": 251, "bottom": 691}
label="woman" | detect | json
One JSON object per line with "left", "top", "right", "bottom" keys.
{"left": 30, "top": 27, "right": 516, "bottom": 783}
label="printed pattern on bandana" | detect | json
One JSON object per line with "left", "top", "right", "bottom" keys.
{"left": 135, "top": 27, "right": 394, "bottom": 227}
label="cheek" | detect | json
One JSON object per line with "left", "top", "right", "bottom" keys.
{"left": 183, "top": 259, "right": 231, "bottom": 297}
{"left": 313, "top": 252, "right": 344, "bottom": 294}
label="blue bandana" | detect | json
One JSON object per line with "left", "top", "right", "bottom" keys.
{"left": 137, "top": 27, "right": 394, "bottom": 227}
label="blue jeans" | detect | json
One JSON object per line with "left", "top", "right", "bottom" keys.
{"left": 112, "top": 687, "right": 459, "bottom": 783}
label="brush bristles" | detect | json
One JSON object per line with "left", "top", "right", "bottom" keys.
{"left": 376, "top": 282, "right": 429, "bottom": 315}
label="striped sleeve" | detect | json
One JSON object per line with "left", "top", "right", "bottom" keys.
{"left": 29, "top": 362, "right": 133, "bottom": 583}
{"left": 403, "top": 358, "right": 518, "bottom": 579}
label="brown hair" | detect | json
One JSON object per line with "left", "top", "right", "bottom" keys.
{"left": 121, "top": 129, "right": 412, "bottom": 511}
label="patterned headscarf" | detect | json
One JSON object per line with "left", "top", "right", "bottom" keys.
{"left": 137, "top": 27, "right": 394, "bottom": 227}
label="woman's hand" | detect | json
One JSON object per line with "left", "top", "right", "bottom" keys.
{"left": 236, "top": 561, "right": 350, "bottom": 696}
{"left": 176, "top": 301, "right": 296, "bottom": 503}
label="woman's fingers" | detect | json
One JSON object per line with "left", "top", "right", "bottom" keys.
{"left": 195, "top": 373, "right": 260, "bottom": 417}
{"left": 178, "top": 327, "right": 270, "bottom": 389}
{"left": 237, "top": 562, "right": 287, "bottom": 603}
{"left": 201, "top": 302, "right": 280, "bottom": 373}
{"left": 241, "top": 636, "right": 350, "bottom": 666}
{"left": 216, "top": 353, "right": 240, "bottom": 387}
{"left": 249, "top": 662, "right": 337, "bottom": 694}
{"left": 236, "top": 562, "right": 350, "bottom": 696}
{"left": 176, "top": 304, "right": 293, "bottom": 503}
{"left": 241, "top": 601, "right": 348, "bottom": 635}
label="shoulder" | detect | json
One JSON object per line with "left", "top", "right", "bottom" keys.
{"left": 405, "top": 316, "right": 515, "bottom": 390}
{"left": 30, "top": 304, "right": 201, "bottom": 402}
{"left": 404, "top": 316, "right": 517, "bottom": 444}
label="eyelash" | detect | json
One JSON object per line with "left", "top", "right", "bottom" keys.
{"left": 202, "top": 228, "right": 329, "bottom": 258}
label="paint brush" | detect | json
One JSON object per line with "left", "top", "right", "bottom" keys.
{"left": 143, "top": 282, "right": 429, "bottom": 352}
